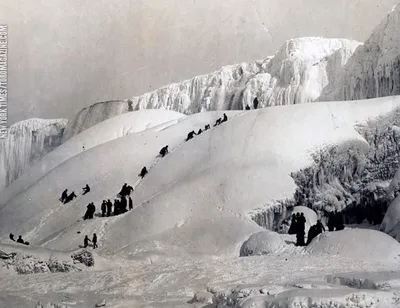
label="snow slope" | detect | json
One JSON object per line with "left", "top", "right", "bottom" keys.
{"left": 1, "top": 97, "right": 400, "bottom": 260}
{"left": 63, "top": 37, "right": 360, "bottom": 140}
{"left": 319, "top": 3, "right": 400, "bottom": 102}
{"left": 0, "top": 109, "right": 185, "bottom": 208}
{"left": 0, "top": 118, "right": 67, "bottom": 191}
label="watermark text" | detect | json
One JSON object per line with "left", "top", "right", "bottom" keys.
{"left": 0, "top": 25, "right": 7, "bottom": 139}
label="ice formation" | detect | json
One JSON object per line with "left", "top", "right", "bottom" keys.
{"left": 239, "top": 231, "right": 286, "bottom": 257}
{"left": 319, "top": 3, "right": 400, "bottom": 101}
{"left": 0, "top": 118, "right": 68, "bottom": 192}
{"left": 63, "top": 37, "right": 360, "bottom": 140}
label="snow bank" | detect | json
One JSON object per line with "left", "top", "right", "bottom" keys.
{"left": 1, "top": 97, "right": 400, "bottom": 256}
{"left": 292, "top": 206, "right": 318, "bottom": 233}
{"left": 239, "top": 231, "right": 286, "bottom": 257}
{"left": 305, "top": 229, "right": 400, "bottom": 260}
{"left": 0, "top": 118, "right": 67, "bottom": 191}
{"left": 64, "top": 37, "right": 360, "bottom": 139}
{"left": 0, "top": 109, "right": 185, "bottom": 208}
{"left": 381, "top": 194, "right": 400, "bottom": 234}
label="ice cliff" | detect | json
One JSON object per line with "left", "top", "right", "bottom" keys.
{"left": 63, "top": 37, "right": 360, "bottom": 140}
{"left": 0, "top": 118, "right": 68, "bottom": 191}
{"left": 319, "top": 3, "right": 400, "bottom": 101}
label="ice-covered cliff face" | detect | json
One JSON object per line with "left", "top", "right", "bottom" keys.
{"left": 0, "top": 118, "right": 68, "bottom": 191}
{"left": 319, "top": 4, "right": 400, "bottom": 101}
{"left": 63, "top": 37, "right": 360, "bottom": 141}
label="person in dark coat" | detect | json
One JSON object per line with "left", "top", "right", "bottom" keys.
{"left": 253, "top": 97, "right": 259, "bottom": 109}
{"left": 197, "top": 129, "right": 203, "bottom": 135}
{"left": 315, "top": 220, "right": 325, "bottom": 234}
{"left": 114, "top": 199, "right": 120, "bottom": 216}
{"left": 120, "top": 196, "right": 128, "bottom": 213}
{"left": 16, "top": 236, "right": 24, "bottom": 244}
{"left": 92, "top": 233, "right": 98, "bottom": 249}
{"left": 9, "top": 233, "right": 15, "bottom": 241}
{"left": 288, "top": 214, "right": 298, "bottom": 234}
{"left": 204, "top": 124, "right": 210, "bottom": 130}
{"left": 139, "top": 166, "right": 148, "bottom": 178}
{"left": 335, "top": 211, "right": 345, "bottom": 231}
{"left": 82, "top": 184, "right": 90, "bottom": 195}
{"left": 185, "top": 131, "right": 196, "bottom": 141}
{"left": 61, "top": 189, "right": 68, "bottom": 203}
{"left": 221, "top": 113, "right": 228, "bottom": 123}
{"left": 119, "top": 183, "right": 128, "bottom": 197}
{"left": 107, "top": 199, "right": 112, "bottom": 217}
{"left": 126, "top": 185, "right": 134, "bottom": 196}
{"left": 327, "top": 212, "right": 335, "bottom": 231}
{"left": 84, "top": 235, "right": 91, "bottom": 248}
{"left": 159, "top": 145, "right": 169, "bottom": 157}
{"left": 84, "top": 203, "right": 91, "bottom": 220}
{"left": 296, "top": 213, "right": 306, "bottom": 246}
{"left": 101, "top": 201, "right": 106, "bottom": 217}
{"left": 129, "top": 196, "right": 133, "bottom": 210}
{"left": 245, "top": 105, "right": 250, "bottom": 110}
{"left": 306, "top": 225, "right": 317, "bottom": 245}
{"left": 214, "top": 118, "right": 221, "bottom": 127}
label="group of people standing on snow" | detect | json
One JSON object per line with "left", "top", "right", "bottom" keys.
{"left": 9, "top": 233, "right": 29, "bottom": 246}
{"left": 245, "top": 97, "right": 259, "bottom": 110}
{"left": 184, "top": 113, "right": 229, "bottom": 142}
{"left": 288, "top": 210, "right": 345, "bottom": 246}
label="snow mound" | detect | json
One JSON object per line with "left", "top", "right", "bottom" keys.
{"left": 305, "top": 229, "right": 400, "bottom": 260}
{"left": 239, "top": 231, "right": 286, "bottom": 257}
{"left": 0, "top": 118, "right": 67, "bottom": 191}
{"left": 1, "top": 98, "right": 400, "bottom": 256}
{"left": 65, "top": 37, "right": 360, "bottom": 139}
{"left": 292, "top": 206, "right": 318, "bottom": 233}
{"left": 0, "top": 109, "right": 185, "bottom": 208}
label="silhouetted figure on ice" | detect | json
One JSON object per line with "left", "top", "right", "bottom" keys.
{"left": 24, "top": 241, "right": 29, "bottom": 246}
{"left": 60, "top": 189, "right": 68, "bottom": 203}
{"left": 83, "top": 235, "right": 91, "bottom": 248}
{"left": 214, "top": 118, "right": 222, "bottom": 127}
{"left": 306, "top": 225, "right": 317, "bottom": 245}
{"left": 221, "top": 113, "right": 228, "bottom": 123}
{"left": 139, "top": 166, "right": 148, "bottom": 179}
{"left": 63, "top": 191, "right": 77, "bottom": 204}
{"left": 118, "top": 183, "right": 133, "bottom": 197}
{"left": 120, "top": 196, "right": 128, "bottom": 213}
{"left": 296, "top": 213, "right": 306, "bottom": 246}
{"left": 327, "top": 212, "right": 335, "bottom": 231}
{"left": 316, "top": 220, "right": 325, "bottom": 234}
{"left": 101, "top": 201, "right": 107, "bottom": 217}
{"left": 16, "top": 235, "right": 24, "bottom": 244}
{"left": 335, "top": 211, "right": 345, "bottom": 231}
{"left": 288, "top": 214, "right": 298, "bottom": 235}
{"left": 204, "top": 124, "right": 210, "bottom": 131}
{"left": 186, "top": 130, "right": 197, "bottom": 141}
{"left": 253, "top": 97, "right": 259, "bottom": 109}
{"left": 245, "top": 105, "right": 250, "bottom": 110}
{"left": 92, "top": 233, "right": 98, "bottom": 249}
{"left": 107, "top": 199, "right": 112, "bottom": 217}
{"left": 197, "top": 129, "right": 203, "bottom": 135}
{"left": 114, "top": 199, "right": 120, "bottom": 216}
{"left": 129, "top": 196, "right": 133, "bottom": 210}
{"left": 84, "top": 202, "right": 96, "bottom": 220}
{"left": 9, "top": 233, "right": 14, "bottom": 241}
{"left": 82, "top": 184, "right": 90, "bottom": 195}
{"left": 159, "top": 145, "right": 169, "bottom": 157}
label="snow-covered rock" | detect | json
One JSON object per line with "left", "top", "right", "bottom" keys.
{"left": 319, "top": 3, "right": 400, "bottom": 101}
{"left": 63, "top": 37, "right": 360, "bottom": 140}
{"left": 381, "top": 194, "right": 400, "bottom": 234}
{"left": 305, "top": 229, "right": 400, "bottom": 260}
{"left": 239, "top": 231, "right": 286, "bottom": 257}
{"left": 0, "top": 118, "right": 67, "bottom": 191}
{"left": 0, "top": 109, "right": 185, "bottom": 207}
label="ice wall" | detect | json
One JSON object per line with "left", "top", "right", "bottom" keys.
{"left": 63, "top": 37, "right": 360, "bottom": 141}
{"left": 319, "top": 4, "right": 400, "bottom": 101}
{"left": 0, "top": 118, "right": 68, "bottom": 191}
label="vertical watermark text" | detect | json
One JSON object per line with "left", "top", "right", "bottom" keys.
{"left": 0, "top": 25, "right": 7, "bottom": 139}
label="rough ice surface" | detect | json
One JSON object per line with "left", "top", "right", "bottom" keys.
{"left": 0, "top": 118, "right": 68, "bottom": 191}
{"left": 305, "top": 229, "right": 400, "bottom": 260}
{"left": 63, "top": 37, "right": 360, "bottom": 140}
{"left": 319, "top": 3, "right": 400, "bottom": 102}
{"left": 0, "top": 109, "right": 185, "bottom": 207}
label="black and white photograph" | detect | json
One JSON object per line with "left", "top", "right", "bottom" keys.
{"left": 2, "top": 1, "right": 400, "bottom": 307}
